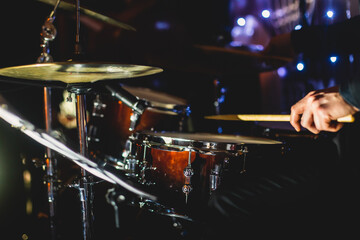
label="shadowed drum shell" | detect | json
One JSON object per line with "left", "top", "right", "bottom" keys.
{"left": 88, "top": 85, "right": 189, "bottom": 158}
{"left": 131, "top": 131, "right": 284, "bottom": 205}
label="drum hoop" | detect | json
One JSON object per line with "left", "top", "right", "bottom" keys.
{"left": 146, "top": 106, "right": 183, "bottom": 116}
{"left": 134, "top": 131, "right": 281, "bottom": 153}
{"left": 146, "top": 142, "right": 233, "bottom": 155}
{"left": 147, "top": 102, "right": 186, "bottom": 111}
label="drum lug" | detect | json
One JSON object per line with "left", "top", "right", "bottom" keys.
{"left": 182, "top": 183, "right": 193, "bottom": 204}
{"left": 87, "top": 125, "right": 100, "bottom": 143}
{"left": 138, "top": 161, "right": 157, "bottom": 186}
{"left": 124, "top": 156, "right": 139, "bottom": 177}
{"left": 183, "top": 165, "right": 194, "bottom": 178}
{"left": 183, "top": 165, "right": 194, "bottom": 195}
{"left": 87, "top": 94, "right": 106, "bottom": 146}
{"left": 91, "top": 94, "right": 107, "bottom": 118}
{"left": 182, "top": 150, "right": 194, "bottom": 203}
{"left": 123, "top": 136, "right": 140, "bottom": 177}
{"left": 209, "top": 164, "right": 221, "bottom": 192}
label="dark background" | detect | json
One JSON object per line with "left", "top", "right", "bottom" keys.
{"left": 1, "top": 0, "right": 360, "bottom": 239}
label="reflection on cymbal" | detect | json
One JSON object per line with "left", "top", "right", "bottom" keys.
{"left": 37, "top": 0, "right": 136, "bottom": 31}
{"left": 0, "top": 62, "right": 163, "bottom": 84}
{"left": 205, "top": 114, "right": 355, "bottom": 123}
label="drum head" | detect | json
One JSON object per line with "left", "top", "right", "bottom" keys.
{"left": 134, "top": 131, "right": 283, "bottom": 152}
{"left": 122, "top": 85, "right": 187, "bottom": 109}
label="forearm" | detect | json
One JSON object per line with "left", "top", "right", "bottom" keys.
{"left": 340, "top": 74, "right": 360, "bottom": 110}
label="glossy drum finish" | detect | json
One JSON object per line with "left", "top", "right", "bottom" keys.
{"left": 88, "top": 86, "right": 190, "bottom": 158}
{"left": 129, "top": 131, "right": 284, "bottom": 205}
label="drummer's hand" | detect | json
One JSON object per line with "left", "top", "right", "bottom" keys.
{"left": 262, "top": 32, "right": 296, "bottom": 59}
{"left": 290, "top": 86, "right": 359, "bottom": 134}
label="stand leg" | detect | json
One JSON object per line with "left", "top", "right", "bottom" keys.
{"left": 75, "top": 93, "right": 94, "bottom": 240}
{"left": 44, "top": 87, "right": 58, "bottom": 240}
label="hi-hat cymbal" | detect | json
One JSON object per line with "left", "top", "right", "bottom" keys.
{"left": 37, "top": 0, "right": 136, "bottom": 31}
{"left": 0, "top": 62, "right": 163, "bottom": 84}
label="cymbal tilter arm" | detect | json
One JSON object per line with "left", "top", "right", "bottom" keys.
{"left": 37, "top": 0, "right": 61, "bottom": 63}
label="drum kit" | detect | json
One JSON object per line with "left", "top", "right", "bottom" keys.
{"left": 0, "top": 1, "right": 351, "bottom": 240}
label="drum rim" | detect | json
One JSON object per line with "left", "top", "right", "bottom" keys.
{"left": 122, "top": 85, "right": 188, "bottom": 109}
{"left": 133, "top": 131, "right": 283, "bottom": 152}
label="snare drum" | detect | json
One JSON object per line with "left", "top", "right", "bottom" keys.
{"left": 129, "top": 131, "right": 284, "bottom": 205}
{"left": 87, "top": 85, "right": 190, "bottom": 158}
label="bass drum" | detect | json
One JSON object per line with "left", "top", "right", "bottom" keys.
{"left": 128, "top": 131, "right": 285, "bottom": 211}
{"left": 87, "top": 85, "right": 190, "bottom": 159}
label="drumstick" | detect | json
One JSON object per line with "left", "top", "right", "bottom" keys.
{"left": 205, "top": 114, "right": 355, "bottom": 123}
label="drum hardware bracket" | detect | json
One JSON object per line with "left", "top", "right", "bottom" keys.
{"left": 37, "top": 0, "right": 59, "bottom": 63}
{"left": 182, "top": 148, "right": 194, "bottom": 203}
{"left": 105, "top": 188, "right": 124, "bottom": 228}
{"left": 102, "top": 155, "right": 125, "bottom": 170}
{"left": 128, "top": 100, "right": 148, "bottom": 131}
{"left": 121, "top": 135, "right": 136, "bottom": 162}
{"left": 30, "top": 156, "right": 62, "bottom": 191}
{"left": 31, "top": 157, "right": 47, "bottom": 168}
{"left": 129, "top": 111, "right": 140, "bottom": 132}
{"left": 67, "top": 84, "right": 93, "bottom": 95}
{"left": 91, "top": 95, "right": 106, "bottom": 118}
{"left": 105, "top": 84, "right": 148, "bottom": 115}
{"left": 138, "top": 199, "right": 193, "bottom": 224}
{"left": 68, "top": 173, "right": 95, "bottom": 238}
{"left": 240, "top": 146, "right": 248, "bottom": 174}
{"left": 124, "top": 157, "right": 139, "bottom": 177}
{"left": 210, "top": 164, "right": 221, "bottom": 192}
{"left": 105, "top": 187, "right": 155, "bottom": 229}
{"left": 42, "top": 175, "right": 62, "bottom": 186}
{"left": 123, "top": 135, "right": 155, "bottom": 181}
{"left": 138, "top": 139, "right": 156, "bottom": 185}
{"left": 105, "top": 188, "right": 193, "bottom": 231}
{"left": 105, "top": 84, "right": 149, "bottom": 131}
{"left": 65, "top": 175, "right": 103, "bottom": 196}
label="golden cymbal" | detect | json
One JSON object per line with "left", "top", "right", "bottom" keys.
{"left": 205, "top": 114, "right": 355, "bottom": 123}
{"left": 0, "top": 62, "right": 163, "bottom": 84}
{"left": 37, "top": 0, "right": 136, "bottom": 31}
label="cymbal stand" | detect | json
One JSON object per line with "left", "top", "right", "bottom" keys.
{"left": 77, "top": 88, "right": 94, "bottom": 240}
{"left": 66, "top": 84, "right": 94, "bottom": 240}
{"left": 37, "top": 2, "right": 61, "bottom": 239}
{"left": 67, "top": 1, "right": 95, "bottom": 239}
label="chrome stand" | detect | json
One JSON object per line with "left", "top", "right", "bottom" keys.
{"left": 68, "top": 85, "right": 94, "bottom": 240}
{"left": 43, "top": 87, "right": 58, "bottom": 240}
{"left": 77, "top": 93, "right": 94, "bottom": 240}
{"left": 71, "top": 1, "right": 94, "bottom": 237}
{"left": 37, "top": 2, "right": 60, "bottom": 239}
